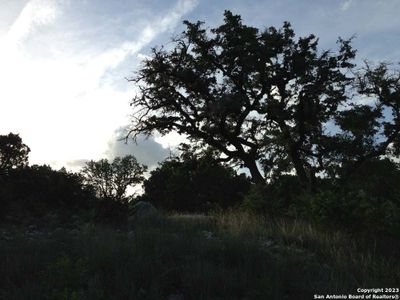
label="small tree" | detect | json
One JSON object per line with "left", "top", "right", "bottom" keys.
{"left": 81, "top": 155, "right": 147, "bottom": 202}
{"left": 0, "top": 133, "right": 30, "bottom": 174}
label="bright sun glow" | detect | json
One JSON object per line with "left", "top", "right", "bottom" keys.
{"left": 0, "top": 0, "right": 198, "bottom": 170}
{"left": 1, "top": 0, "right": 399, "bottom": 170}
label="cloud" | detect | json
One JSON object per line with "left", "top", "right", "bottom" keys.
{"left": 340, "top": 0, "right": 352, "bottom": 11}
{"left": 106, "top": 127, "right": 169, "bottom": 168}
{"left": 0, "top": 0, "right": 198, "bottom": 169}
{"left": 3, "top": 0, "right": 58, "bottom": 46}
{"left": 66, "top": 159, "right": 89, "bottom": 169}
{"left": 86, "top": 0, "right": 199, "bottom": 84}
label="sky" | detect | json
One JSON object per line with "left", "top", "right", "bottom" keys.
{"left": 1, "top": 0, "right": 399, "bottom": 171}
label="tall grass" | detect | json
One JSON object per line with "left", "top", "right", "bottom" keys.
{"left": 213, "top": 211, "right": 400, "bottom": 287}
{"left": 1, "top": 211, "right": 398, "bottom": 299}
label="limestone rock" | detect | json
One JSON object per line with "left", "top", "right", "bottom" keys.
{"left": 129, "top": 201, "right": 158, "bottom": 222}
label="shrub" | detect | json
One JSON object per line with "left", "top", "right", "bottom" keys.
{"left": 93, "top": 197, "right": 128, "bottom": 225}
{"left": 0, "top": 165, "right": 96, "bottom": 223}
{"left": 140, "top": 149, "right": 251, "bottom": 212}
{"left": 242, "top": 175, "right": 304, "bottom": 216}
{"left": 307, "top": 188, "right": 400, "bottom": 235}
{"left": 242, "top": 160, "right": 400, "bottom": 236}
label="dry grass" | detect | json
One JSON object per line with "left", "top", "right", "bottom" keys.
{"left": 0, "top": 211, "right": 398, "bottom": 299}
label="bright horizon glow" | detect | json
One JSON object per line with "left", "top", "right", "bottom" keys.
{"left": 0, "top": 0, "right": 197, "bottom": 170}
{"left": 1, "top": 0, "right": 399, "bottom": 171}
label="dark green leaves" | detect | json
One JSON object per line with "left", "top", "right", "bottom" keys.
{"left": 130, "top": 11, "right": 400, "bottom": 188}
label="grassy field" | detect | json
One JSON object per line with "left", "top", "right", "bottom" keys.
{"left": 1, "top": 211, "right": 399, "bottom": 300}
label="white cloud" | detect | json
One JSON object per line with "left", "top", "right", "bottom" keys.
{"left": 0, "top": 0, "right": 198, "bottom": 170}
{"left": 154, "top": 132, "right": 189, "bottom": 150}
{"left": 86, "top": 0, "right": 199, "bottom": 82}
{"left": 340, "top": 0, "right": 352, "bottom": 11}
{"left": 105, "top": 128, "right": 169, "bottom": 168}
{"left": 3, "top": 0, "right": 58, "bottom": 46}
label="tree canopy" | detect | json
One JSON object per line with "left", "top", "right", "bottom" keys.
{"left": 81, "top": 155, "right": 147, "bottom": 202}
{"left": 129, "top": 11, "right": 400, "bottom": 190}
{"left": 140, "top": 145, "right": 250, "bottom": 212}
{"left": 0, "top": 133, "right": 30, "bottom": 175}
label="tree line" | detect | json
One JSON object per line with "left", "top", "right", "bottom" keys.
{"left": 0, "top": 133, "right": 250, "bottom": 224}
{"left": 1, "top": 11, "right": 399, "bottom": 235}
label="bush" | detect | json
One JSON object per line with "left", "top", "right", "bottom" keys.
{"left": 93, "top": 198, "right": 128, "bottom": 225}
{"left": 140, "top": 150, "right": 251, "bottom": 212}
{"left": 242, "top": 160, "right": 400, "bottom": 236}
{"left": 0, "top": 165, "right": 96, "bottom": 223}
{"left": 242, "top": 175, "right": 304, "bottom": 216}
{"left": 306, "top": 188, "right": 400, "bottom": 235}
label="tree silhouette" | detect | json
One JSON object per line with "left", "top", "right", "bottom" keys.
{"left": 0, "top": 133, "right": 30, "bottom": 175}
{"left": 129, "top": 11, "right": 400, "bottom": 190}
{"left": 140, "top": 145, "right": 250, "bottom": 212}
{"left": 81, "top": 155, "right": 147, "bottom": 203}
{"left": 0, "top": 164, "right": 96, "bottom": 221}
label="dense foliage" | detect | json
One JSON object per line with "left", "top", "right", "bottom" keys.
{"left": 81, "top": 155, "right": 147, "bottom": 203}
{"left": 130, "top": 11, "right": 400, "bottom": 192}
{"left": 140, "top": 146, "right": 251, "bottom": 212}
{"left": 0, "top": 133, "right": 30, "bottom": 175}
{"left": 243, "top": 159, "right": 400, "bottom": 235}
{"left": 0, "top": 165, "right": 96, "bottom": 222}
{"left": 0, "top": 134, "right": 142, "bottom": 224}
{"left": 2, "top": 12, "right": 400, "bottom": 236}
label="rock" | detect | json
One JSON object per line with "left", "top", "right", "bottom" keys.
{"left": 201, "top": 230, "right": 219, "bottom": 240}
{"left": 130, "top": 201, "right": 158, "bottom": 219}
{"left": 69, "top": 229, "right": 80, "bottom": 236}
{"left": 167, "top": 293, "right": 184, "bottom": 300}
{"left": 128, "top": 201, "right": 161, "bottom": 229}
{"left": 260, "top": 239, "right": 274, "bottom": 248}
{"left": 28, "top": 224, "right": 37, "bottom": 231}
{"left": 1, "top": 230, "right": 12, "bottom": 241}
{"left": 127, "top": 231, "right": 135, "bottom": 239}
{"left": 202, "top": 230, "right": 214, "bottom": 240}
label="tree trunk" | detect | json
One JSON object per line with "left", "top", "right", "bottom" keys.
{"left": 289, "top": 145, "right": 313, "bottom": 191}
{"left": 244, "top": 159, "right": 265, "bottom": 184}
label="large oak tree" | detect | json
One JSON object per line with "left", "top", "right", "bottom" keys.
{"left": 129, "top": 11, "right": 400, "bottom": 189}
